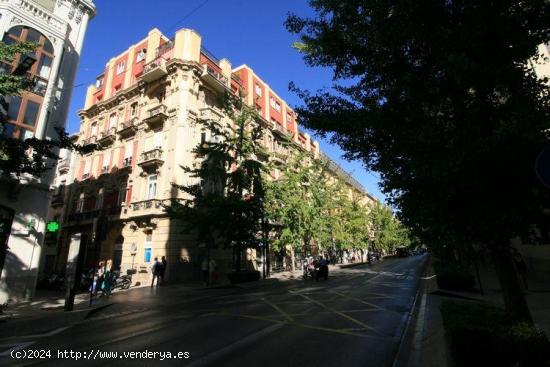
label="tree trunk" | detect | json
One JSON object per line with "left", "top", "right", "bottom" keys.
{"left": 289, "top": 246, "right": 296, "bottom": 272}
{"left": 489, "top": 246, "right": 533, "bottom": 324}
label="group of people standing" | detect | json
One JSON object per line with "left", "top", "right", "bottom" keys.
{"left": 151, "top": 256, "right": 167, "bottom": 287}
{"left": 91, "top": 260, "right": 113, "bottom": 297}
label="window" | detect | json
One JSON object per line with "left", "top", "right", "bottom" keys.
{"left": 118, "top": 185, "right": 127, "bottom": 205}
{"left": 96, "top": 189, "right": 104, "bottom": 210}
{"left": 270, "top": 97, "right": 281, "bottom": 113}
{"left": 19, "top": 128, "right": 33, "bottom": 140}
{"left": 90, "top": 122, "right": 98, "bottom": 137}
{"left": 130, "top": 102, "right": 138, "bottom": 116}
{"left": 116, "top": 61, "right": 126, "bottom": 75}
{"left": 154, "top": 132, "right": 163, "bottom": 148}
{"left": 83, "top": 159, "right": 91, "bottom": 176}
{"left": 144, "top": 233, "right": 152, "bottom": 263}
{"left": 22, "top": 101, "right": 40, "bottom": 126}
{"left": 147, "top": 175, "right": 157, "bottom": 199}
{"left": 2, "top": 123, "right": 15, "bottom": 137}
{"left": 6, "top": 97, "right": 21, "bottom": 121}
{"left": 108, "top": 113, "right": 118, "bottom": 129}
{"left": 76, "top": 193, "right": 85, "bottom": 213}
{"left": 103, "top": 152, "right": 111, "bottom": 172}
{"left": 136, "top": 49, "right": 147, "bottom": 63}
{"left": 38, "top": 54, "right": 52, "bottom": 79}
{"left": 124, "top": 141, "right": 133, "bottom": 166}
{"left": 95, "top": 77, "right": 104, "bottom": 88}
{"left": 255, "top": 84, "right": 262, "bottom": 96}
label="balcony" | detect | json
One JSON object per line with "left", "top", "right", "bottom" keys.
{"left": 201, "top": 64, "right": 229, "bottom": 93}
{"left": 57, "top": 159, "right": 70, "bottom": 174}
{"left": 129, "top": 199, "right": 165, "bottom": 217}
{"left": 97, "top": 127, "right": 117, "bottom": 147}
{"left": 138, "top": 148, "right": 164, "bottom": 172}
{"left": 120, "top": 157, "right": 133, "bottom": 172}
{"left": 198, "top": 106, "right": 224, "bottom": 121}
{"left": 143, "top": 104, "right": 168, "bottom": 130}
{"left": 82, "top": 136, "right": 97, "bottom": 147}
{"left": 141, "top": 58, "right": 167, "bottom": 83}
{"left": 272, "top": 122, "right": 290, "bottom": 137}
{"left": 117, "top": 118, "right": 138, "bottom": 138}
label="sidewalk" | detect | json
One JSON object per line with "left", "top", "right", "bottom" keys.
{"left": 400, "top": 256, "right": 550, "bottom": 367}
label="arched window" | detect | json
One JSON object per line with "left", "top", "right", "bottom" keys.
{"left": 2, "top": 26, "right": 55, "bottom": 139}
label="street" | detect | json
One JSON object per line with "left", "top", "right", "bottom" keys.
{"left": 1, "top": 255, "right": 427, "bottom": 367}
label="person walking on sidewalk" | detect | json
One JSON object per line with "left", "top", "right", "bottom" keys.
{"left": 159, "top": 256, "right": 167, "bottom": 285}
{"left": 151, "top": 258, "right": 161, "bottom": 287}
{"left": 101, "top": 260, "right": 113, "bottom": 297}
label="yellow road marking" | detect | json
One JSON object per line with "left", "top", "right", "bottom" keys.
{"left": 262, "top": 297, "right": 294, "bottom": 322}
{"left": 290, "top": 291, "right": 381, "bottom": 335}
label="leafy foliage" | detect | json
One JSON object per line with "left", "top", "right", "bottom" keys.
{"left": 167, "top": 93, "right": 269, "bottom": 270}
{"left": 286, "top": 0, "right": 550, "bottom": 322}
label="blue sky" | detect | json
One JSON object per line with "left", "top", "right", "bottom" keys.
{"left": 67, "top": 0, "right": 386, "bottom": 202}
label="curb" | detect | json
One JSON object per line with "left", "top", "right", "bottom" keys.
{"left": 392, "top": 255, "right": 430, "bottom": 367}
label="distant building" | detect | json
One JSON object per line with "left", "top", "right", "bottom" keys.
{"left": 0, "top": 0, "right": 95, "bottom": 302}
{"left": 53, "top": 28, "right": 375, "bottom": 286}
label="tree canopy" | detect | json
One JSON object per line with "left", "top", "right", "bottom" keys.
{"left": 286, "top": 0, "right": 550, "bottom": 322}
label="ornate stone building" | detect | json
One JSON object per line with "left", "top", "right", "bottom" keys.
{"left": 0, "top": 0, "right": 95, "bottom": 302}
{"left": 54, "top": 27, "right": 375, "bottom": 286}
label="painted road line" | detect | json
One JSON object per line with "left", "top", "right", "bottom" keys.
{"left": 290, "top": 290, "right": 382, "bottom": 335}
{"left": 261, "top": 297, "right": 294, "bottom": 322}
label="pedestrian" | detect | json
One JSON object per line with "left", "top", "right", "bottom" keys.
{"left": 208, "top": 258, "right": 217, "bottom": 285}
{"left": 101, "top": 260, "right": 112, "bottom": 297}
{"left": 151, "top": 257, "right": 160, "bottom": 287}
{"left": 159, "top": 256, "right": 167, "bottom": 285}
{"left": 96, "top": 261, "right": 105, "bottom": 295}
{"left": 201, "top": 258, "right": 209, "bottom": 285}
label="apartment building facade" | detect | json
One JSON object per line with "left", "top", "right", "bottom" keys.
{"left": 0, "top": 0, "right": 95, "bottom": 302}
{"left": 54, "top": 27, "right": 374, "bottom": 285}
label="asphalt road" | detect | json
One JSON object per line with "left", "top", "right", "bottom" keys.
{"left": 1, "top": 255, "right": 428, "bottom": 367}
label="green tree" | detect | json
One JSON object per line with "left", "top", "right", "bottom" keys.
{"left": 369, "top": 202, "right": 410, "bottom": 254}
{"left": 167, "top": 93, "right": 268, "bottom": 272}
{"left": 265, "top": 152, "right": 333, "bottom": 270}
{"left": 286, "top": 1, "right": 550, "bottom": 322}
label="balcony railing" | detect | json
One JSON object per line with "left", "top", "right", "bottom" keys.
{"left": 131, "top": 199, "right": 164, "bottom": 212}
{"left": 57, "top": 159, "right": 70, "bottom": 173}
{"left": 156, "top": 40, "right": 174, "bottom": 58}
{"left": 83, "top": 136, "right": 97, "bottom": 146}
{"left": 117, "top": 118, "right": 138, "bottom": 138}
{"left": 143, "top": 104, "right": 168, "bottom": 130}
{"left": 198, "top": 106, "right": 224, "bottom": 121}
{"left": 98, "top": 127, "right": 116, "bottom": 146}
{"left": 138, "top": 148, "right": 164, "bottom": 172}
{"left": 272, "top": 121, "right": 290, "bottom": 136}
{"left": 201, "top": 64, "right": 229, "bottom": 92}
{"left": 141, "top": 58, "right": 167, "bottom": 83}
